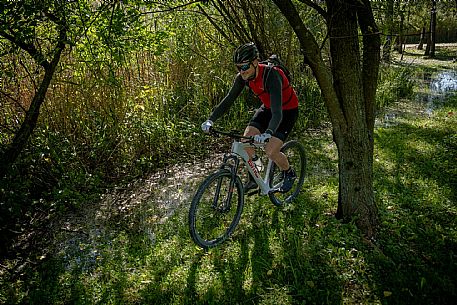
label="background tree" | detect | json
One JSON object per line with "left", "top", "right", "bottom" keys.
{"left": 394, "top": 1, "right": 410, "bottom": 55}
{"left": 382, "top": 0, "right": 395, "bottom": 61}
{"left": 0, "top": 0, "right": 70, "bottom": 176}
{"left": 425, "top": 0, "right": 437, "bottom": 57}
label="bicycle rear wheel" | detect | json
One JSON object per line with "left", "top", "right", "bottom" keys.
{"left": 268, "top": 140, "right": 306, "bottom": 206}
{"left": 189, "top": 169, "right": 244, "bottom": 249}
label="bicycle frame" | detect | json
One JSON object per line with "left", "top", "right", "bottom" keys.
{"left": 226, "top": 140, "right": 277, "bottom": 195}
{"left": 190, "top": 128, "right": 305, "bottom": 249}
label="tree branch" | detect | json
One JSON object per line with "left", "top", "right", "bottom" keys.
{"left": 0, "top": 30, "right": 50, "bottom": 69}
{"left": 239, "top": 0, "right": 264, "bottom": 56}
{"left": 0, "top": 90, "right": 23, "bottom": 112}
{"left": 272, "top": 0, "right": 346, "bottom": 133}
{"left": 212, "top": 0, "right": 250, "bottom": 43}
{"left": 356, "top": 0, "right": 381, "bottom": 131}
{"left": 297, "top": 0, "right": 327, "bottom": 18}
{"left": 197, "top": 5, "right": 235, "bottom": 45}
{"left": 138, "top": 0, "right": 204, "bottom": 15}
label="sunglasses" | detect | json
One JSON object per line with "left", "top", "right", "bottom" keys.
{"left": 236, "top": 62, "right": 252, "bottom": 72}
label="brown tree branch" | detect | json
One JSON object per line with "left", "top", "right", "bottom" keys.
{"left": 0, "top": 30, "right": 50, "bottom": 69}
{"left": 197, "top": 5, "right": 235, "bottom": 45}
{"left": 0, "top": 16, "right": 68, "bottom": 176}
{"left": 138, "top": 0, "right": 205, "bottom": 15}
{"left": 297, "top": 0, "right": 327, "bottom": 18}
{"left": 271, "top": 0, "right": 345, "bottom": 133}
{"left": 212, "top": 0, "right": 250, "bottom": 43}
{"left": 356, "top": 0, "right": 381, "bottom": 132}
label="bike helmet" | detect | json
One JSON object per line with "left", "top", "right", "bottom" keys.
{"left": 233, "top": 42, "right": 259, "bottom": 64}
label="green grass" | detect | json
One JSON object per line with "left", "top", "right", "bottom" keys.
{"left": 371, "top": 95, "right": 457, "bottom": 305}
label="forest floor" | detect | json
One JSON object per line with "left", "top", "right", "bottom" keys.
{"left": 1, "top": 47, "right": 456, "bottom": 304}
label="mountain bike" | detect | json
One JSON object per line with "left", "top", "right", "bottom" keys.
{"left": 188, "top": 128, "right": 306, "bottom": 249}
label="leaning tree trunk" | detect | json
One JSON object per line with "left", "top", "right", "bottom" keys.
{"left": 418, "top": 26, "right": 426, "bottom": 50}
{"left": 0, "top": 38, "right": 65, "bottom": 177}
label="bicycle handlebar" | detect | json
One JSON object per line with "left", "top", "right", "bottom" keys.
{"left": 209, "top": 128, "right": 254, "bottom": 142}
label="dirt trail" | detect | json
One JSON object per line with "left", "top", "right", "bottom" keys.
{"left": 52, "top": 154, "right": 228, "bottom": 267}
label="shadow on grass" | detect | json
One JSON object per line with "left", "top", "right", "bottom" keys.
{"left": 369, "top": 98, "right": 457, "bottom": 304}
{"left": 178, "top": 196, "right": 344, "bottom": 304}
{"left": 136, "top": 135, "right": 344, "bottom": 304}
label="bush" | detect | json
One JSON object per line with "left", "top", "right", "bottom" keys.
{"left": 377, "top": 65, "right": 415, "bottom": 108}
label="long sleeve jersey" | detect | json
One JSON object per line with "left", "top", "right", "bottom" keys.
{"left": 209, "top": 64, "right": 298, "bottom": 133}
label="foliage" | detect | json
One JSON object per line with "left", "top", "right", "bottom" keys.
{"left": 0, "top": 0, "right": 326, "bottom": 233}
{"left": 377, "top": 64, "right": 415, "bottom": 108}
{"left": 372, "top": 0, "right": 457, "bottom": 44}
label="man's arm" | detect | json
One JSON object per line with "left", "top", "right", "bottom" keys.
{"left": 209, "top": 74, "right": 245, "bottom": 122}
{"left": 265, "top": 68, "right": 283, "bottom": 133}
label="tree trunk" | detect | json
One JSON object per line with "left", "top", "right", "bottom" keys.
{"left": 327, "top": 0, "right": 378, "bottom": 237}
{"left": 0, "top": 42, "right": 65, "bottom": 177}
{"left": 382, "top": 0, "right": 394, "bottom": 62}
{"left": 272, "top": 0, "right": 379, "bottom": 237}
{"left": 395, "top": 8, "right": 405, "bottom": 54}
{"left": 418, "top": 26, "right": 426, "bottom": 50}
{"left": 425, "top": 0, "right": 437, "bottom": 57}
{"left": 429, "top": 0, "right": 437, "bottom": 57}
{"left": 336, "top": 136, "right": 377, "bottom": 237}
{"left": 425, "top": 27, "right": 431, "bottom": 55}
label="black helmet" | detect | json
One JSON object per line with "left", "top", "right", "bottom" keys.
{"left": 233, "top": 42, "right": 259, "bottom": 64}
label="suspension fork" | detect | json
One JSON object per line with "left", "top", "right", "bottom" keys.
{"left": 212, "top": 154, "right": 240, "bottom": 211}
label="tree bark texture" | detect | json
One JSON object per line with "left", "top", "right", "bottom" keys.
{"left": 273, "top": 0, "right": 379, "bottom": 237}
{"left": 418, "top": 26, "right": 426, "bottom": 50}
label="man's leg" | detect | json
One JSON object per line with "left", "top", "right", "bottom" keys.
{"left": 266, "top": 136, "right": 296, "bottom": 193}
{"left": 242, "top": 126, "right": 261, "bottom": 192}
{"left": 243, "top": 125, "right": 260, "bottom": 158}
{"left": 265, "top": 136, "right": 289, "bottom": 171}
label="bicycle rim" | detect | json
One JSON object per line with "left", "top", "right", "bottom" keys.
{"left": 268, "top": 140, "right": 306, "bottom": 206}
{"left": 189, "top": 169, "right": 244, "bottom": 249}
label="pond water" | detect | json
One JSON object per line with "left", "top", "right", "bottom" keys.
{"left": 377, "top": 69, "right": 457, "bottom": 127}
{"left": 423, "top": 70, "right": 457, "bottom": 115}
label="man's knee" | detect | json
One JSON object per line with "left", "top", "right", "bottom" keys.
{"left": 244, "top": 126, "right": 260, "bottom": 137}
{"left": 265, "top": 137, "right": 283, "bottom": 159}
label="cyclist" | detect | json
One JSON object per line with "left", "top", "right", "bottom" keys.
{"left": 201, "top": 42, "right": 299, "bottom": 193}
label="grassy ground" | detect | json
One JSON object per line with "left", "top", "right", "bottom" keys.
{"left": 1, "top": 54, "right": 456, "bottom": 304}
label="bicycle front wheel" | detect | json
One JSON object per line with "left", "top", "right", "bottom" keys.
{"left": 189, "top": 169, "right": 244, "bottom": 249}
{"left": 268, "top": 140, "right": 306, "bottom": 206}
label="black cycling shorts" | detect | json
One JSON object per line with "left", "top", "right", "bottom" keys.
{"left": 249, "top": 106, "right": 299, "bottom": 141}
